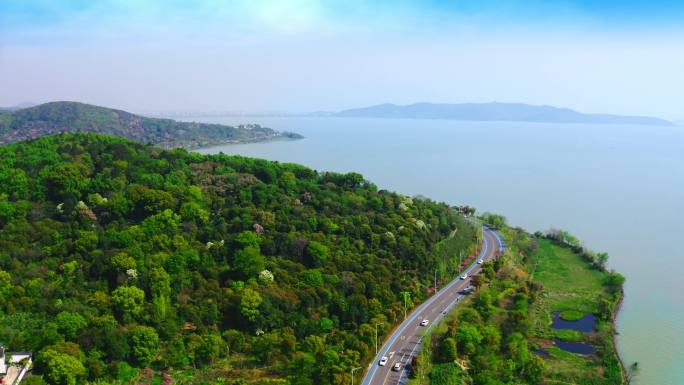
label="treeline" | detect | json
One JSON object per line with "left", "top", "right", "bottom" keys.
{"left": 0, "top": 133, "right": 476, "bottom": 385}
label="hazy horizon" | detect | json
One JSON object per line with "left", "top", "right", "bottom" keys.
{"left": 2, "top": 0, "right": 684, "bottom": 119}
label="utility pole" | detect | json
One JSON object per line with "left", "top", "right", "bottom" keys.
{"left": 375, "top": 323, "right": 383, "bottom": 354}
{"left": 434, "top": 267, "right": 437, "bottom": 293}
{"left": 351, "top": 366, "right": 361, "bottom": 385}
{"left": 402, "top": 291, "right": 409, "bottom": 320}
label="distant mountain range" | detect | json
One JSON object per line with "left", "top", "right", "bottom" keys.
{"left": 331, "top": 102, "right": 675, "bottom": 126}
{"left": 0, "top": 101, "right": 302, "bottom": 149}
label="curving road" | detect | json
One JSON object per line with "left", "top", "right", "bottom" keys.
{"left": 361, "top": 226, "right": 504, "bottom": 385}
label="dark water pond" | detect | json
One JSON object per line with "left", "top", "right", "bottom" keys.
{"left": 552, "top": 312, "right": 596, "bottom": 332}
{"left": 533, "top": 348, "right": 550, "bottom": 358}
{"left": 554, "top": 339, "right": 596, "bottom": 355}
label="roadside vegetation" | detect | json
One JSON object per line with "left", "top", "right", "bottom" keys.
{"left": 0, "top": 133, "right": 477, "bottom": 385}
{"left": 409, "top": 217, "right": 627, "bottom": 385}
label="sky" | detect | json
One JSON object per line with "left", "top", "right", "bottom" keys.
{"left": 1, "top": 0, "right": 683, "bottom": 118}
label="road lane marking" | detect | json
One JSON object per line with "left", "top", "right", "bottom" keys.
{"left": 381, "top": 361, "right": 393, "bottom": 385}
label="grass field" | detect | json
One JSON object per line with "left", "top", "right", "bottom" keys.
{"left": 531, "top": 239, "right": 625, "bottom": 385}
{"left": 531, "top": 239, "right": 606, "bottom": 316}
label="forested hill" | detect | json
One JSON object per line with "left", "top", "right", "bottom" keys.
{"left": 0, "top": 102, "right": 302, "bottom": 149}
{"left": 0, "top": 133, "right": 476, "bottom": 385}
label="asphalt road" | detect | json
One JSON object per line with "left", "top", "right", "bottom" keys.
{"left": 360, "top": 226, "right": 504, "bottom": 385}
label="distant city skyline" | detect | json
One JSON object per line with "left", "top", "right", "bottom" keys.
{"left": 1, "top": 0, "right": 684, "bottom": 119}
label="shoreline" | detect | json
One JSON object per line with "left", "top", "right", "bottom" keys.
{"left": 613, "top": 288, "right": 628, "bottom": 383}
{"left": 184, "top": 133, "right": 303, "bottom": 151}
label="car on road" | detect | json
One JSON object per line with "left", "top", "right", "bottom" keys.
{"left": 442, "top": 308, "right": 448, "bottom": 314}
{"left": 460, "top": 273, "right": 468, "bottom": 280}
{"left": 420, "top": 319, "right": 429, "bottom": 326}
{"left": 379, "top": 356, "right": 388, "bottom": 366}
{"left": 477, "top": 258, "right": 484, "bottom": 264}
{"left": 392, "top": 362, "right": 401, "bottom": 371}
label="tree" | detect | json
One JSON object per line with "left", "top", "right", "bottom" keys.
{"left": 523, "top": 354, "right": 545, "bottom": 382}
{"left": 233, "top": 246, "right": 265, "bottom": 278}
{"left": 302, "top": 269, "right": 324, "bottom": 288}
{"left": 278, "top": 171, "right": 297, "bottom": 194}
{"left": 605, "top": 271, "right": 626, "bottom": 293}
{"left": 55, "top": 311, "right": 87, "bottom": 340}
{"left": 289, "top": 351, "right": 316, "bottom": 385}
{"left": 438, "top": 337, "right": 458, "bottom": 362}
{"left": 180, "top": 201, "right": 209, "bottom": 223}
{"left": 141, "top": 209, "right": 181, "bottom": 235}
{"left": 0, "top": 270, "right": 12, "bottom": 299}
{"left": 130, "top": 325, "right": 159, "bottom": 366}
{"left": 19, "top": 376, "right": 46, "bottom": 385}
{"left": 596, "top": 252, "right": 609, "bottom": 271}
{"left": 482, "top": 213, "right": 506, "bottom": 229}
{"left": 456, "top": 324, "right": 483, "bottom": 355}
{"left": 235, "top": 231, "right": 260, "bottom": 249}
{"left": 0, "top": 194, "right": 15, "bottom": 225}
{"left": 137, "top": 188, "right": 176, "bottom": 215}
{"left": 111, "top": 285, "right": 146, "bottom": 321}
{"left": 111, "top": 253, "right": 136, "bottom": 273}
{"left": 149, "top": 267, "right": 171, "bottom": 320}
{"left": 305, "top": 241, "right": 329, "bottom": 267}
{"left": 195, "top": 334, "right": 227, "bottom": 365}
{"left": 240, "top": 288, "right": 262, "bottom": 323}
{"left": 40, "top": 163, "right": 90, "bottom": 200}
{"left": 37, "top": 348, "right": 86, "bottom": 385}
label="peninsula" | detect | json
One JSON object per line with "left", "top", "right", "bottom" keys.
{"left": 0, "top": 101, "right": 303, "bottom": 149}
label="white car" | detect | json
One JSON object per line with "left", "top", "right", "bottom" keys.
{"left": 379, "top": 356, "right": 388, "bottom": 366}
{"left": 420, "top": 319, "right": 429, "bottom": 326}
{"left": 477, "top": 258, "right": 484, "bottom": 264}
{"left": 392, "top": 362, "right": 402, "bottom": 371}
{"left": 460, "top": 273, "right": 468, "bottom": 280}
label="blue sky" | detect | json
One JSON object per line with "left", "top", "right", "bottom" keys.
{"left": 1, "top": 1, "right": 683, "bottom": 118}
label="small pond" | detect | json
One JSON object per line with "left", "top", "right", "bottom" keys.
{"left": 554, "top": 339, "right": 596, "bottom": 355}
{"left": 551, "top": 312, "right": 596, "bottom": 333}
{"left": 533, "top": 348, "right": 550, "bottom": 358}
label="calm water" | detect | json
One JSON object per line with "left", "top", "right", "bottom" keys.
{"left": 193, "top": 117, "right": 684, "bottom": 385}
{"left": 554, "top": 340, "right": 596, "bottom": 355}
{"left": 552, "top": 312, "right": 596, "bottom": 333}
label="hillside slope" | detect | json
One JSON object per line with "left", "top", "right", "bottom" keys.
{"left": 0, "top": 102, "right": 302, "bottom": 149}
{"left": 0, "top": 133, "right": 475, "bottom": 385}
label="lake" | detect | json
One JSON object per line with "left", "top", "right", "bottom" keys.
{"left": 193, "top": 116, "right": 684, "bottom": 385}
